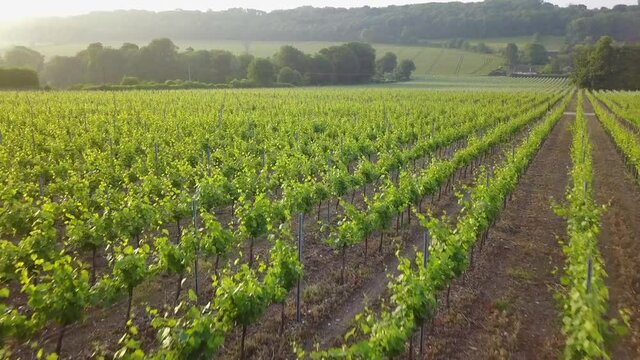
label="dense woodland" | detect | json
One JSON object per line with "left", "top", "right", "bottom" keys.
{"left": 572, "top": 36, "right": 640, "bottom": 90}
{"left": 0, "top": 0, "right": 639, "bottom": 45}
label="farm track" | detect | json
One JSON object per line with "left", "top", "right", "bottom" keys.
{"left": 422, "top": 99, "right": 575, "bottom": 359}
{"left": 425, "top": 49, "right": 444, "bottom": 75}
{"left": 585, "top": 97, "right": 640, "bottom": 358}
{"left": 454, "top": 55, "right": 464, "bottom": 75}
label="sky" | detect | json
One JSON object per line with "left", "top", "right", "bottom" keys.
{"left": 0, "top": 0, "right": 635, "bottom": 22}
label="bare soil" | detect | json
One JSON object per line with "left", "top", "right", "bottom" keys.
{"left": 585, "top": 97, "right": 640, "bottom": 358}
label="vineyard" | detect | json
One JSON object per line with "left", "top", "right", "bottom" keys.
{"left": 1, "top": 83, "right": 640, "bottom": 359}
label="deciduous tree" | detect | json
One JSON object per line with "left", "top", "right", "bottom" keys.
{"left": 247, "top": 58, "right": 275, "bottom": 85}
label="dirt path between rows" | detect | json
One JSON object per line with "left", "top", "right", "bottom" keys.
{"left": 422, "top": 99, "right": 574, "bottom": 359}
{"left": 585, "top": 97, "right": 640, "bottom": 358}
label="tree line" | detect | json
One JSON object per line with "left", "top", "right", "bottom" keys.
{"left": 572, "top": 36, "right": 640, "bottom": 90}
{"left": 0, "top": 39, "right": 416, "bottom": 89}
{"left": 500, "top": 40, "right": 575, "bottom": 75}
{"left": 1, "top": 1, "right": 638, "bottom": 46}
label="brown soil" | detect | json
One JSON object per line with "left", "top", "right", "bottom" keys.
{"left": 585, "top": 97, "right": 640, "bottom": 358}
{"left": 420, "top": 99, "right": 575, "bottom": 359}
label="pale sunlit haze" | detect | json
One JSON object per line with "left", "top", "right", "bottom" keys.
{"left": 0, "top": 0, "right": 635, "bottom": 21}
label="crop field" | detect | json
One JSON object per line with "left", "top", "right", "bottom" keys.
{"left": 1, "top": 83, "right": 640, "bottom": 359}
{"left": 3, "top": 40, "right": 504, "bottom": 76}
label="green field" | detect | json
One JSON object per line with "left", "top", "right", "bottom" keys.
{"left": 1, "top": 40, "right": 504, "bottom": 76}
{"left": 462, "top": 35, "right": 566, "bottom": 51}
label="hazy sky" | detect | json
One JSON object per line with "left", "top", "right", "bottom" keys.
{"left": 0, "top": 0, "right": 635, "bottom": 21}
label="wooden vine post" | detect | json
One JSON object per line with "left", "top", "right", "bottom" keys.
{"left": 296, "top": 212, "right": 304, "bottom": 322}
{"left": 419, "top": 229, "right": 431, "bottom": 355}
{"left": 192, "top": 197, "right": 200, "bottom": 298}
